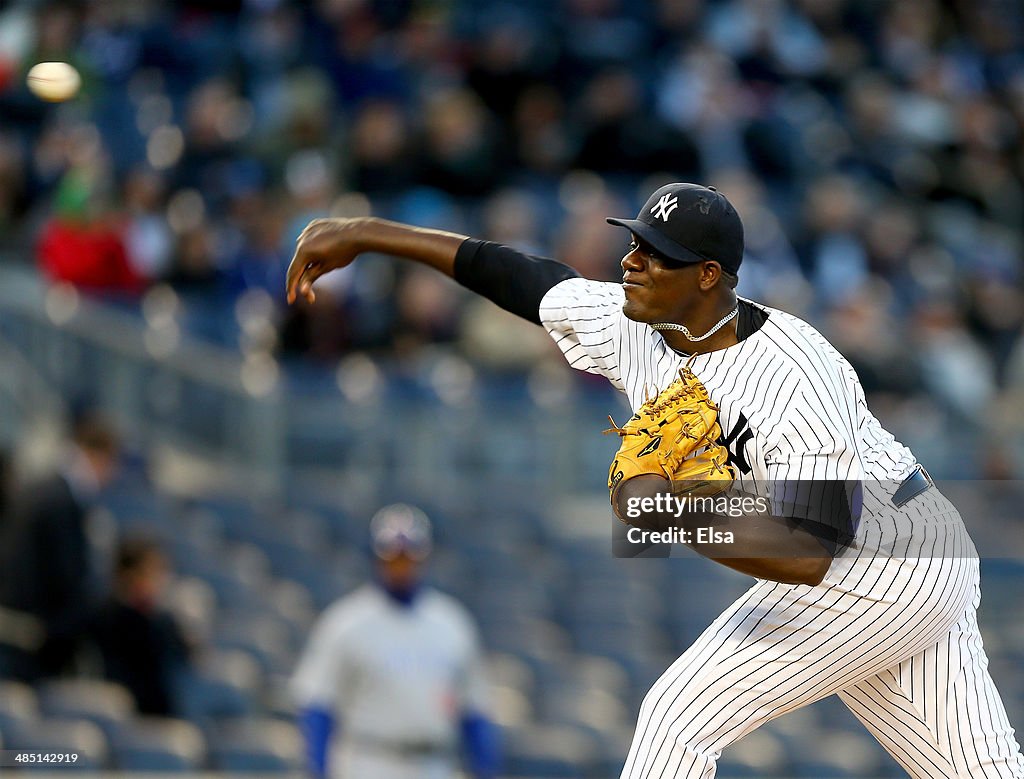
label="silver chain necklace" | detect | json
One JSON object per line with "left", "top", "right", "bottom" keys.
{"left": 651, "top": 305, "right": 739, "bottom": 342}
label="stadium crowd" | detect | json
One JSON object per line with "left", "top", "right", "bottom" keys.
{"left": 0, "top": 0, "right": 1022, "bottom": 474}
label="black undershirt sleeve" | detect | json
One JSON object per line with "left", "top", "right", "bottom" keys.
{"left": 772, "top": 479, "right": 859, "bottom": 557}
{"left": 453, "top": 238, "right": 580, "bottom": 326}
{"left": 736, "top": 299, "right": 769, "bottom": 340}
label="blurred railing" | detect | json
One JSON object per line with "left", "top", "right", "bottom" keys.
{"left": 0, "top": 268, "right": 287, "bottom": 491}
{"left": 0, "top": 267, "right": 622, "bottom": 502}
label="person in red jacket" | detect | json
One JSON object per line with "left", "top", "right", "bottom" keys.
{"left": 37, "top": 170, "right": 144, "bottom": 296}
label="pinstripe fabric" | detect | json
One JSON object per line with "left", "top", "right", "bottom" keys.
{"left": 539, "top": 280, "right": 917, "bottom": 486}
{"left": 620, "top": 528, "right": 1023, "bottom": 779}
{"left": 538, "top": 279, "right": 1024, "bottom": 778}
{"left": 840, "top": 588, "right": 1024, "bottom": 779}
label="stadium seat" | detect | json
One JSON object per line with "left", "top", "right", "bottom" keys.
{"left": 503, "top": 723, "right": 604, "bottom": 778}
{"left": 300, "top": 505, "right": 360, "bottom": 548}
{"left": 262, "top": 673, "right": 299, "bottom": 722}
{"left": 485, "top": 653, "right": 537, "bottom": 701}
{"left": 537, "top": 654, "right": 630, "bottom": 701}
{"left": 0, "top": 680, "right": 39, "bottom": 733}
{"left": 980, "top": 559, "right": 1024, "bottom": 579}
{"left": 263, "top": 578, "right": 317, "bottom": 645}
{"left": 570, "top": 622, "right": 670, "bottom": 665}
{"left": 718, "top": 729, "right": 792, "bottom": 777}
{"left": 178, "top": 649, "right": 260, "bottom": 723}
{"left": 472, "top": 580, "right": 553, "bottom": 620}
{"left": 619, "top": 654, "right": 679, "bottom": 715}
{"left": 38, "top": 679, "right": 134, "bottom": 738}
{"left": 179, "top": 506, "right": 225, "bottom": 543}
{"left": 189, "top": 496, "right": 260, "bottom": 542}
{"left": 555, "top": 540, "right": 621, "bottom": 574}
{"left": 565, "top": 610, "right": 658, "bottom": 642}
{"left": 566, "top": 582, "right": 664, "bottom": 621}
{"left": 424, "top": 554, "right": 472, "bottom": 600}
{"left": 5, "top": 718, "right": 109, "bottom": 770}
{"left": 979, "top": 560, "right": 1024, "bottom": 622}
{"left": 213, "top": 612, "right": 295, "bottom": 675}
{"left": 112, "top": 717, "right": 206, "bottom": 771}
{"left": 810, "top": 694, "right": 867, "bottom": 730}
{"left": 259, "top": 538, "right": 331, "bottom": 583}
{"left": 100, "top": 486, "right": 176, "bottom": 529}
{"left": 460, "top": 543, "right": 534, "bottom": 582}
{"left": 280, "top": 509, "right": 333, "bottom": 549}
{"left": 490, "top": 684, "right": 535, "bottom": 729}
{"left": 481, "top": 616, "right": 572, "bottom": 658}
{"left": 190, "top": 564, "right": 267, "bottom": 613}
{"left": 540, "top": 685, "right": 631, "bottom": 737}
{"left": 164, "top": 575, "right": 217, "bottom": 643}
{"left": 281, "top": 566, "right": 356, "bottom": 611}
{"left": 210, "top": 718, "right": 303, "bottom": 771}
{"left": 789, "top": 730, "right": 887, "bottom": 778}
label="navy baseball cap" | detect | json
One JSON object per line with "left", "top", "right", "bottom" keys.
{"left": 370, "top": 504, "right": 433, "bottom": 561}
{"left": 607, "top": 183, "right": 745, "bottom": 274}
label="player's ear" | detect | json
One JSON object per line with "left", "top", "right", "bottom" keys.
{"left": 698, "top": 262, "right": 721, "bottom": 291}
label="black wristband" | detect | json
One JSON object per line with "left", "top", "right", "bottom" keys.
{"left": 453, "top": 239, "right": 579, "bottom": 325}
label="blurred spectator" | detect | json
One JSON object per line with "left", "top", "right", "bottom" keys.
{"left": 120, "top": 166, "right": 173, "bottom": 282}
{"left": 711, "top": 168, "right": 807, "bottom": 307}
{"left": 0, "top": 448, "right": 13, "bottom": 534}
{"left": 0, "top": 409, "right": 120, "bottom": 682}
{"left": 0, "top": 0, "right": 1019, "bottom": 469}
{"left": 391, "top": 266, "right": 462, "bottom": 356}
{"left": 511, "top": 85, "right": 572, "bottom": 174}
{"left": 465, "top": 13, "right": 551, "bottom": 124}
{"left": 480, "top": 187, "right": 544, "bottom": 253}
{"left": 348, "top": 100, "right": 418, "bottom": 197}
{"left": 823, "top": 281, "right": 923, "bottom": 397}
{"left": 575, "top": 68, "right": 700, "bottom": 178}
{"left": 656, "top": 44, "right": 753, "bottom": 173}
{"left": 420, "top": 88, "right": 505, "bottom": 198}
{"left": 554, "top": 183, "right": 628, "bottom": 281}
{"left": 91, "top": 536, "right": 192, "bottom": 717}
{"left": 913, "top": 298, "right": 999, "bottom": 423}
{"left": 0, "top": 132, "right": 26, "bottom": 237}
{"left": 221, "top": 190, "right": 288, "bottom": 297}
{"left": 801, "top": 174, "right": 869, "bottom": 305}
{"left": 28, "top": 1, "right": 85, "bottom": 69}
{"left": 37, "top": 169, "right": 143, "bottom": 296}
{"left": 277, "top": 292, "right": 352, "bottom": 360}
{"left": 163, "top": 223, "right": 221, "bottom": 295}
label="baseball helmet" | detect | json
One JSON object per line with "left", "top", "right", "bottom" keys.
{"left": 370, "top": 503, "right": 433, "bottom": 561}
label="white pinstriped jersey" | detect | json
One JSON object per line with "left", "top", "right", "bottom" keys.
{"left": 539, "top": 277, "right": 918, "bottom": 491}
{"left": 540, "top": 277, "right": 1024, "bottom": 779}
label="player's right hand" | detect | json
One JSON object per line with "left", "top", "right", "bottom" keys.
{"left": 286, "top": 218, "right": 363, "bottom": 305}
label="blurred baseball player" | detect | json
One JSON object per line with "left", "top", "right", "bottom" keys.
{"left": 286, "top": 185, "right": 1024, "bottom": 778}
{"left": 290, "top": 504, "right": 499, "bottom": 779}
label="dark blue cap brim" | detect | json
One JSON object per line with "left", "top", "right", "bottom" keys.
{"left": 606, "top": 217, "right": 710, "bottom": 266}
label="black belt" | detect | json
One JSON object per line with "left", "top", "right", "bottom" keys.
{"left": 891, "top": 465, "right": 933, "bottom": 508}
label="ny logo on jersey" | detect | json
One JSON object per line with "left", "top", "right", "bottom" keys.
{"left": 719, "top": 412, "right": 753, "bottom": 475}
{"left": 651, "top": 193, "right": 679, "bottom": 222}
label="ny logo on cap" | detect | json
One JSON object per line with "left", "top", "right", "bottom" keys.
{"left": 651, "top": 193, "right": 678, "bottom": 222}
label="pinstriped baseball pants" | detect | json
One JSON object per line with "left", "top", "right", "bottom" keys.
{"left": 621, "top": 504, "right": 1024, "bottom": 778}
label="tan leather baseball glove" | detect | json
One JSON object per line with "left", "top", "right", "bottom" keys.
{"left": 606, "top": 364, "right": 735, "bottom": 521}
